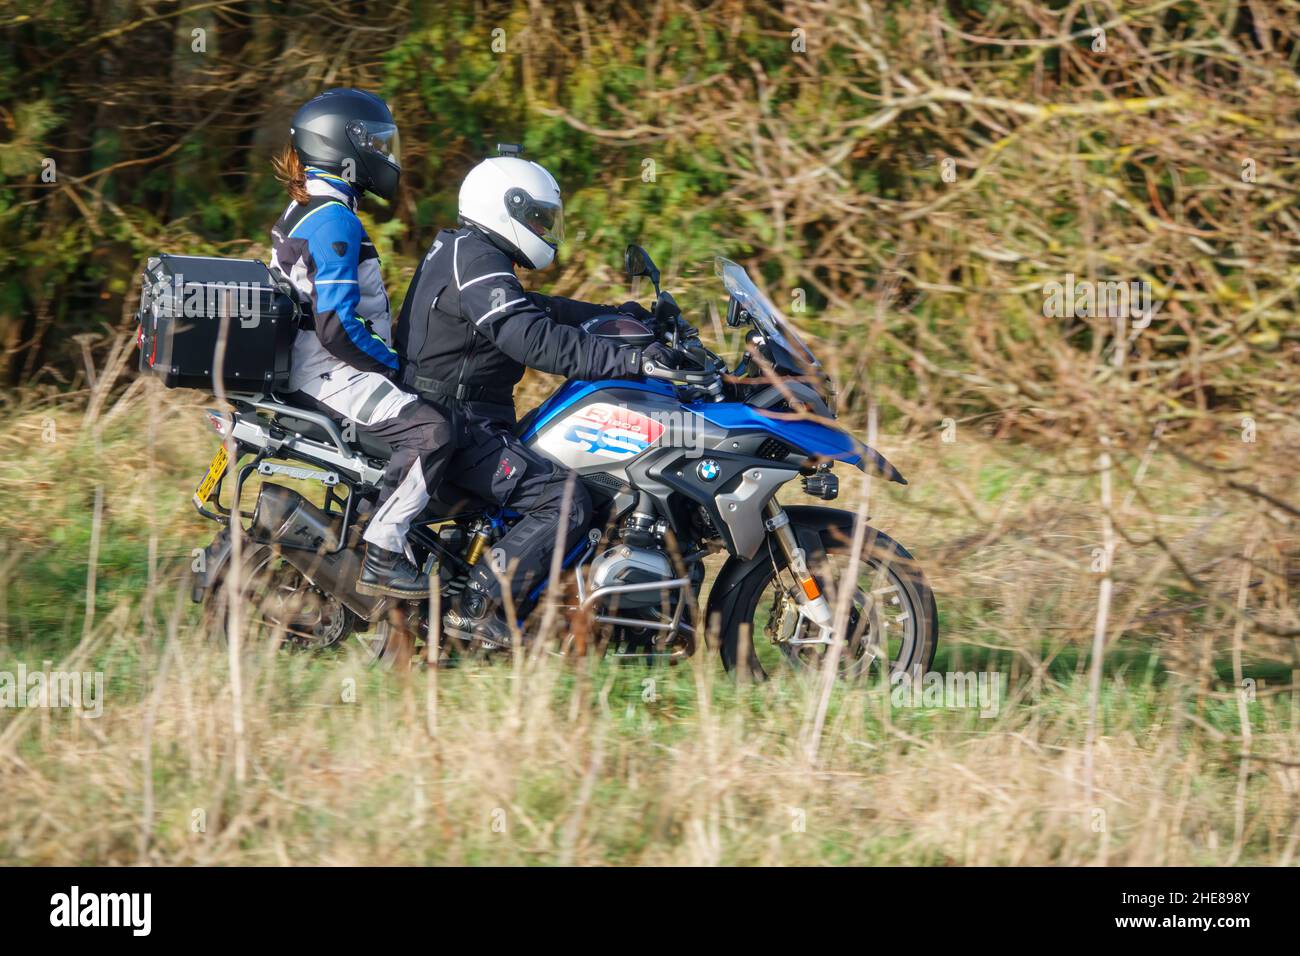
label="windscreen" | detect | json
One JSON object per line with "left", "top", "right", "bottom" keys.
{"left": 715, "top": 257, "right": 820, "bottom": 371}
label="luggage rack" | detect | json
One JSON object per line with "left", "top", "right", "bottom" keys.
{"left": 194, "top": 393, "right": 382, "bottom": 556}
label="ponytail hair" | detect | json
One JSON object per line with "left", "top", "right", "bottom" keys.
{"left": 273, "top": 144, "right": 311, "bottom": 204}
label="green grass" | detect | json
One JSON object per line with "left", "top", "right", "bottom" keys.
{"left": 1, "top": 387, "right": 1297, "bottom": 865}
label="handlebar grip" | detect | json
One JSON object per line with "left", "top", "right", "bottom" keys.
{"left": 641, "top": 360, "right": 720, "bottom": 389}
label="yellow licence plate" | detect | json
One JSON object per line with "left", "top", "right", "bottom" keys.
{"left": 193, "top": 444, "right": 230, "bottom": 509}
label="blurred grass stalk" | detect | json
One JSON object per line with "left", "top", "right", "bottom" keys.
{"left": 2, "top": 0, "right": 1299, "bottom": 864}
{"left": 0, "top": 375, "right": 1296, "bottom": 865}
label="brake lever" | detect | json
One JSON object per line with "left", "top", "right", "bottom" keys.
{"left": 641, "top": 358, "right": 725, "bottom": 400}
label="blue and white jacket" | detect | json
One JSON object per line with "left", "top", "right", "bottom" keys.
{"left": 269, "top": 169, "right": 398, "bottom": 392}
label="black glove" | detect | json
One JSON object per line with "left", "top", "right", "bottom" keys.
{"left": 618, "top": 300, "right": 654, "bottom": 323}
{"left": 640, "top": 342, "right": 679, "bottom": 372}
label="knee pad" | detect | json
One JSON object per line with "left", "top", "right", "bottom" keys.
{"left": 416, "top": 408, "right": 451, "bottom": 445}
{"left": 566, "top": 482, "right": 592, "bottom": 530}
{"left": 409, "top": 429, "right": 449, "bottom": 457}
{"left": 426, "top": 422, "right": 452, "bottom": 449}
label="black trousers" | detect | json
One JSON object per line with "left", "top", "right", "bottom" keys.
{"left": 291, "top": 387, "right": 454, "bottom": 555}
{"left": 445, "top": 401, "right": 592, "bottom": 606}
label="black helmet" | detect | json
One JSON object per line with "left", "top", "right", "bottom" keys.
{"left": 290, "top": 88, "right": 402, "bottom": 201}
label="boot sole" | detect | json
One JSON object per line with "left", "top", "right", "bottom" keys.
{"left": 356, "top": 579, "right": 431, "bottom": 599}
{"left": 443, "top": 626, "right": 510, "bottom": 651}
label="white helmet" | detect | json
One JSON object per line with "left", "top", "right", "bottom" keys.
{"left": 458, "top": 157, "right": 565, "bottom": 269}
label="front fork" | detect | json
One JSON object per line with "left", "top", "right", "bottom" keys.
{"left": 763, "top": 497, "right": 834, "bottom": 630}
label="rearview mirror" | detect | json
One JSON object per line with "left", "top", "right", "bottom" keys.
{"left": 625, "top": 244, "right": 661, "bottom": 294}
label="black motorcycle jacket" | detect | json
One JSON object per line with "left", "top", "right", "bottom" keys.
{"left": 394, "top": 227, "right": 643, "bottom": 406}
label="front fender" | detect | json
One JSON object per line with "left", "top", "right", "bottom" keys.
{"left": 704, "top": 505, "right": 856, "bottom": 630}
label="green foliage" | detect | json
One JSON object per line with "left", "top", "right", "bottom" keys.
{"left": 0, "top": 0, "right": 1296, "bottom": 438}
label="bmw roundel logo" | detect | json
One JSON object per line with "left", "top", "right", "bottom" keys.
{"left": 697, "top": 459, "right": 720, "bottom": 482}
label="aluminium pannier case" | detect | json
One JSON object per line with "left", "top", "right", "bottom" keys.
{"left": 136, "top": 253, "right": 297, "bottom": 392}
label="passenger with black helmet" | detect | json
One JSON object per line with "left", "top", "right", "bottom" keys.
{"left": 270, "top": 88, "right": 452, "bottom": 598}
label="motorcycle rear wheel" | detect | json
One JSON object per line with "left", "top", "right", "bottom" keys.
{"left": 203, "top": 544, "right": 355, "bottom": 652}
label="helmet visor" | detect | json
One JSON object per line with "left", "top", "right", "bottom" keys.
{"left": 348, "top": 121, "right": 401, "bottom": 169}
{"left": 513, "top": 197, "right": 564, "bottom": 247}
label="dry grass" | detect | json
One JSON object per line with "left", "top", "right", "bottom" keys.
{"left": 5, "top": 0, "right": 1299, "bottom": 867}
{"left": 1, "top": 374, "right": 1297, "bottom": 866}
{"left": 5, "top": 633, "right": 1296, "bottom": 866}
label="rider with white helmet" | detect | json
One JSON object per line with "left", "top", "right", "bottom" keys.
{"left": 394, "top": 148, "right": 674, "bottom": 646}
{"left": 461, "top": 154, "right": 566, "bottom": 270}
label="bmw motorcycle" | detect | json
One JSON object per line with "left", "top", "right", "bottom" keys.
{"left": 189, "top": 246, "right": 937, "bottom": 678}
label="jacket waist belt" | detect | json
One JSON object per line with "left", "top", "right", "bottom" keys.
{"left": 402, "top": 367, "right": 514, "bottom": 406}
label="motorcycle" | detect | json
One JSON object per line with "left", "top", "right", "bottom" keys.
{"left": 187, "top": 246, "right": 937, "bottom": 678}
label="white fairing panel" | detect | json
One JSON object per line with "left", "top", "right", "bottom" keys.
{"left": 530, "top": 395, "right": 697, "bottom": 478}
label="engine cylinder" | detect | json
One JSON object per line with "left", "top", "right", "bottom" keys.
{"left": 589, "top": 545, "right": 675, "bottom": 609}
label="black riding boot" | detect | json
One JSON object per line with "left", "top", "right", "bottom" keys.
{"left": 357, "top": 544, "right": 430, "bottom": 598}
{"left": 444, "top": 584, "right": 513, "bottom": 649}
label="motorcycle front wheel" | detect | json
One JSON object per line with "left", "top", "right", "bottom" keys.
{"left": 718, "top": 523, "right": 937, "bottom": 681}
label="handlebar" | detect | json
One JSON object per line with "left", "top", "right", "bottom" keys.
{"left": 641, "top": 356, "right": 725, "bottom": 400}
